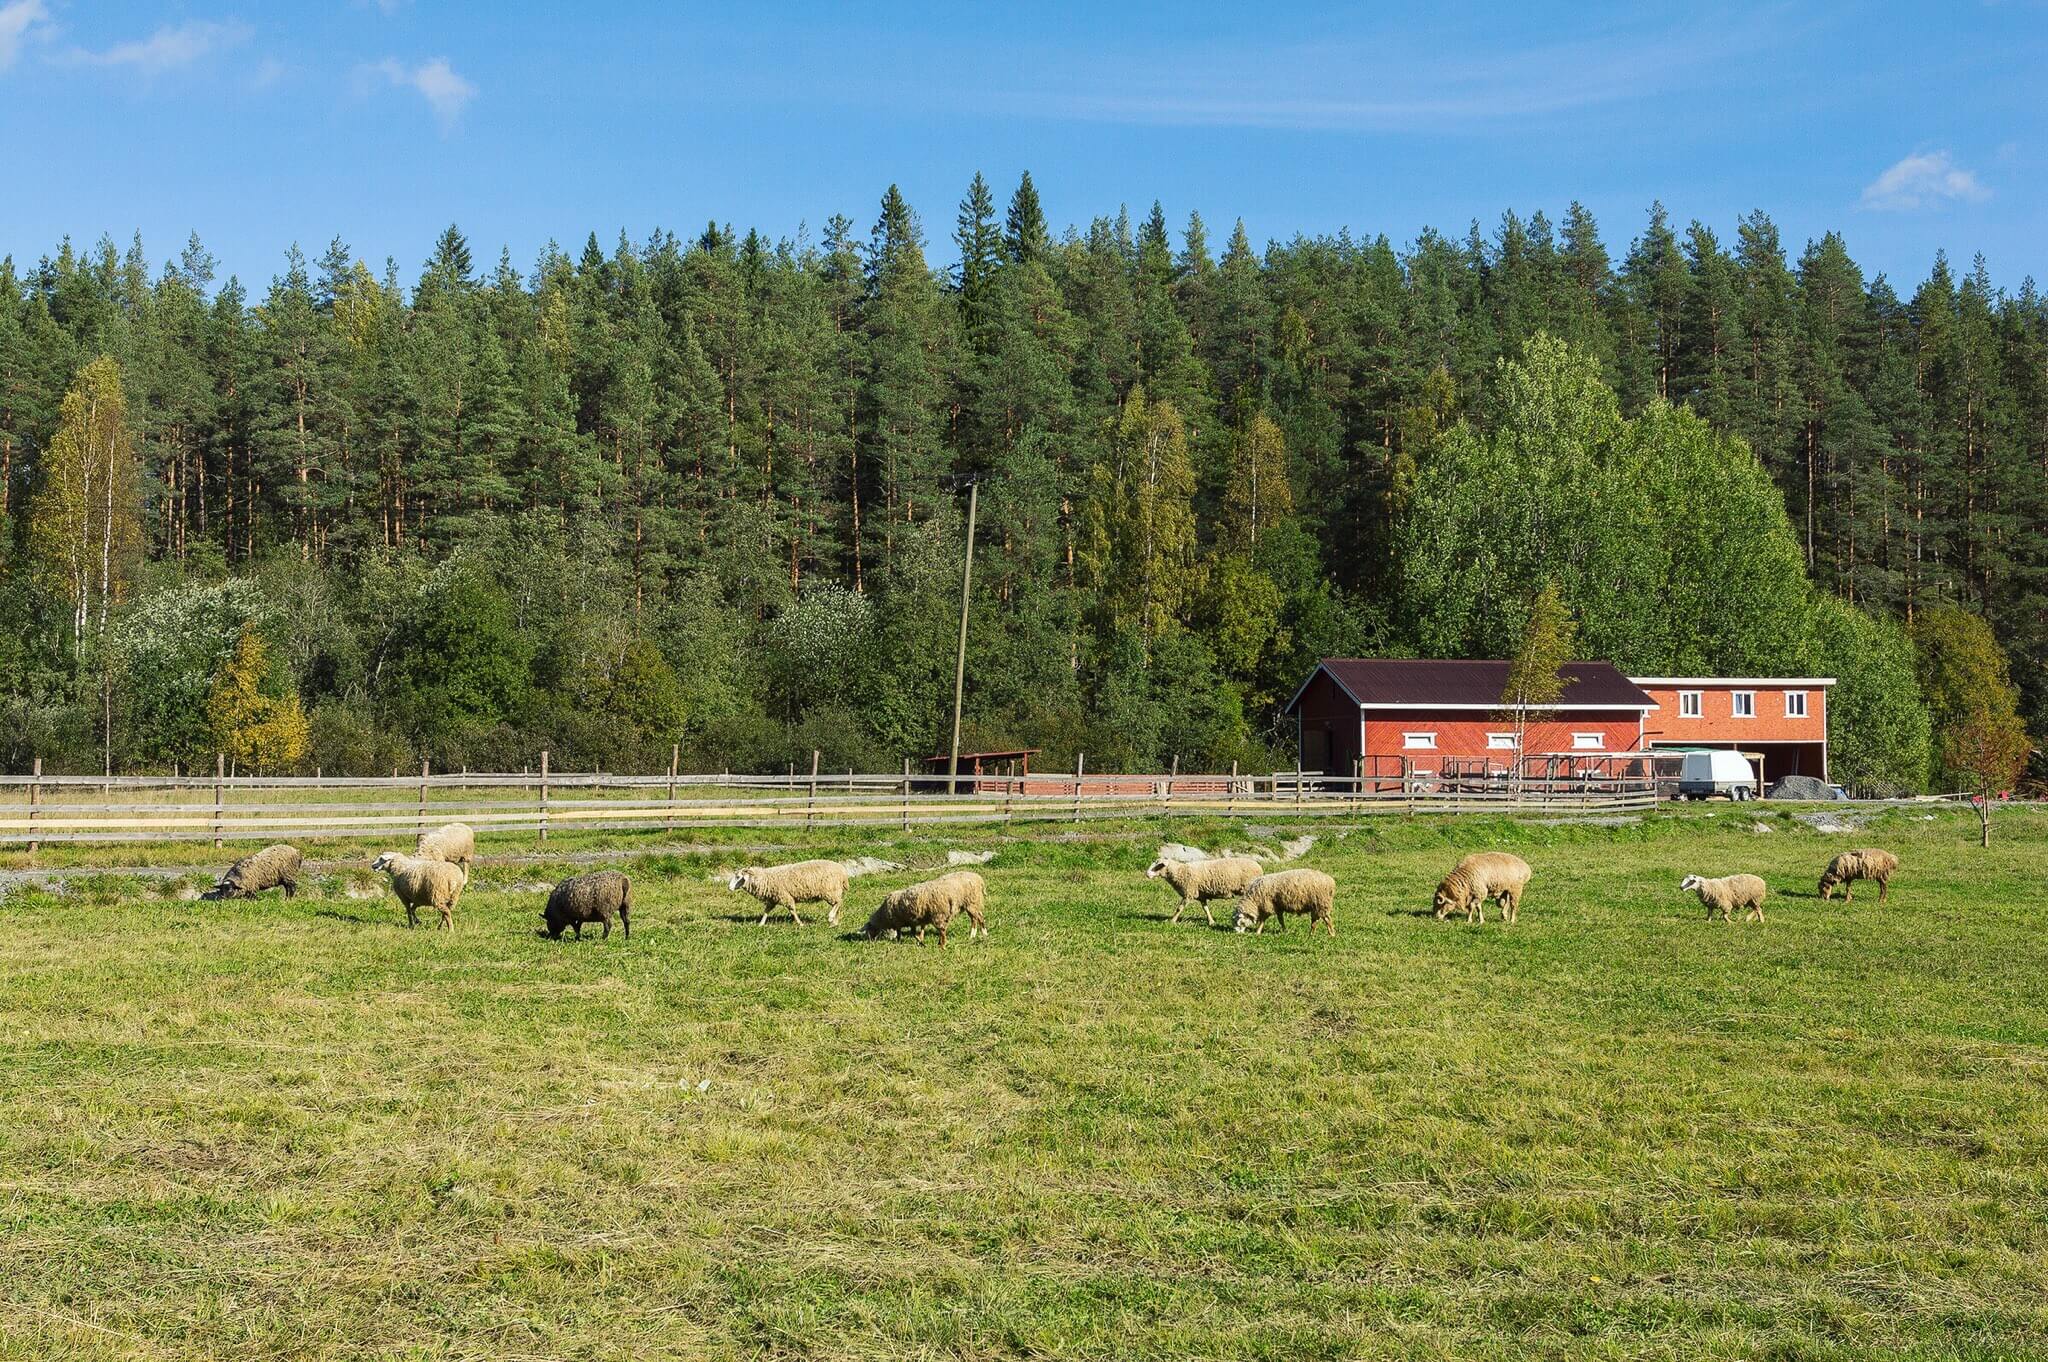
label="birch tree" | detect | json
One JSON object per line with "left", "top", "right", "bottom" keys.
{"left": 28, "top": 356, "right": 140, "bottom": 650}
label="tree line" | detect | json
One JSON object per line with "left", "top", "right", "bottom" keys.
{"left": 0, "top": 175, "right": 2040, "bottom": 791}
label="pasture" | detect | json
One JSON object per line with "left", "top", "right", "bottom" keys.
{"left": 2, "top": 805, "right": 2045, "bottom": 1359}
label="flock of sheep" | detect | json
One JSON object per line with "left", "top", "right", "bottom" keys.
{"left": 197, "top": 824, "right": 1904, "bottom": 943}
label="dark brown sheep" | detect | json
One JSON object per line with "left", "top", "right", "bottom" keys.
{"left": 542, "top": 871, "right": 632, "bottom": 940}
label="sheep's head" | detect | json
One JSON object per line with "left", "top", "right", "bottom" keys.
{"left": 1817, "top": 872, "right": 1839, "bottom": 900}
{"left": 1431, "top": 876, "right": 1463, "bottom": 920}
{"left": 1679, "top": 874, "right": 1705, "bottom": 894}
{"left": 726, "top": 868, "right": 758, "bottom": 893}
{"left": 370, "top": 852, "right": 397, "bottom": 874}
{"left": 1144, "top": 859, "right": 1169, "bottom": 879}
{"left": 1232, "top": 901, "right": 1257, "bottom": 933}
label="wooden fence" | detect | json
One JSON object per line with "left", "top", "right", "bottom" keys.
{"left": 0, "top": 752, "right": 1660, "bottom": 848}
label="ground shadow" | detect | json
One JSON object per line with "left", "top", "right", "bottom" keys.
{"left": 312, "top": 908, "right": 383, "bottom": 925}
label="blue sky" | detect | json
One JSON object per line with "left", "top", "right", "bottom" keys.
{"left": 0, "top": 1, "right": 2042, "bottom": 293}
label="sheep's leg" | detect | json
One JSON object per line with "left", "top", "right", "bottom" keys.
{"left": 1202, "top": 901, "right": 1216, "bottom": 927}
{"left": 1170, "top": 900, "right": 1185, "bottom": 924}
{"left": 572, "top": 922, "right": 583, "bottom": 939}
{"left": 758, "top": 905, "right": 772, "bottom": 926}
{"left": 1878, "top": 877, "right": 1888, "bottom": 903}
{"left": 827, "top": 898, "right": 841, "bottom": 926}
{"left": 937, "top": 923, "right": 949, "bottom": 947}
{"left": 406, "top": 903, "right": 419, "bottom": 928}
{"left": 915, "top": 925, "right": 926, "bottom": 944}
{"left": 282, "top": 879, "right": 296, "bottom": 899}
{"left": 791, "top": 906, "right": 806, "bottom": 926}
{"left": 601, "top": 919, "right": 611, "bottom": 939}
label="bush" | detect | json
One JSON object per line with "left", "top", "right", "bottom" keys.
{"left": 1803, "top": 596, "right": 1930, "bottom": 795}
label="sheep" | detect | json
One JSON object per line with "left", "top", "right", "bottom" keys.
{"left": 199, "top": 844, "right": 304, "bottom": 901}
{"left": 1232, "top": 868, "right": 1337, "bottom": 937}
{"left": 1818, "top": 848, "right": 1899, "bottom": 904}
{"left": 862, "top": 870, "right": 987, "bottom": 946}
{"left": 1681, "top": 872, "right": 1767, "bottom": 923}
{"left": 1146, "top": 854, "right": 1264, "bottom": 926}
{"left": 727, "top": 859, "right": 850, "bottom": 926}
{"left": 414, "top": 822, "right": 476, "bottom": 870}
{"left": 1433, "top": 852, "right": 1533, "bottom": 925}
{"left": 541, "top": 870, "right": 632, "bottom": 941}
{"left": 369, "top": 851, "right": 468, "bottom": 930}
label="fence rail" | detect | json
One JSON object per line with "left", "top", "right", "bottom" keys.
{"left": 0, "top": 754, "right": 1660, "bottom": 848}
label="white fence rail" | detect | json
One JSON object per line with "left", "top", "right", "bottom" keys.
{"left": 0, "top": 756, "right": 1658, "bottom": 848}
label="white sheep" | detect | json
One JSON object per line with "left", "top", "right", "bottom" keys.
{"left": 1433, "top": 852, "right": 1533, "bottom": 925}
{"left": 370, "top": 851, "right": 469, "bottom": 930}
{"left": 1146, "top": 854, "right": 1264, "bottom": 926}
{"left": 1680, "top": 872, "right": 1767, "bottom": 923}
{"left": 1233, "top": 868, "right": 1337, "bottom": 937}
{"left": 415, "top": 822, "right": 476, "bottom": 870}
{"left": 862, "top": 870, "right": 987, "bottom": 945}
{"left": 727, "top": 859, "right": 850, "bottom": 926}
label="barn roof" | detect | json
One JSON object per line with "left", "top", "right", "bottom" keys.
{"left": 1283, "top": 659, "right": 1657, "bottom": 714}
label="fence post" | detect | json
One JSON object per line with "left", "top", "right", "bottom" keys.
{"left": 1228, "top": 759, "right": 1238, "bottom": 817}
{"left": 807, "top": 749, "right": 820, "bottom": 825}
{"left": 1166, "top": 754, "right": 1178, "bottom": 815}
{"left": 539, "top": 749, "right": 550, "bottom": 844}
{"left": 1294, "top": 761, "right": 1303, "bottom": 810}
{"left": 667, "top": 744, "right": 679, "bottom": 834}
{"left": 214, "top": 753, "right": 225, "bottom": 848}
{"left": 418, "top": 759, "right": 430, "bottom": 837}
{"left": 901, "top": 757, "right": 911, "bottom": 832}
{"left": 1073, "top": 753, "right": 1085, "bottom": 822}
{"left": 1404, "top": 757, "right": 1414, "bottom": 817}
{"left": 27, "top": 756, "right": 40, "bottom": 857}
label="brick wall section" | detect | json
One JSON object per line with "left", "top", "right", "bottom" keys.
{"left": 1637, "top": 683, "right": 1828, "bottom": 746}
{"left": 1361, "top": 711, "right": 1645, "bottom": 771}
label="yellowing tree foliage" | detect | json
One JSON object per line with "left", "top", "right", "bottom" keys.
{"left": 28, "top": 356, "right": 141, "bottom": 649}
{"left": 206, "top": 625, "right": 310, "bottom": 773}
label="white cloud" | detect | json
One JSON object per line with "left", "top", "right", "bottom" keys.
{"left": 1859, "top": 151, "right": 1991, "bottom": 211}
{"left": 62, "top": 19, "right": 253, "bottom": 74}
{"left": 251, "top": 55, "right": 287, "bottom": 90}
{"left": 370, "top": 55, "right": 476, "bottom": 127}
{"left": 0, "top": 0, "right": 49, "bottom": 71}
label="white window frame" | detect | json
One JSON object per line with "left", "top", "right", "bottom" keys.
{"left": 1571, "top": 732, "right": 1605, "bottom": 751}
{"left": 1784, "top": 690, "right": 1807, "bottom": 718}
{"left": 1486, "top": 732, "right": 1517, "bottom": 751}
{"left": 1402, "top": 731, "right": 1437, "bottom": 751}
{"left": 1678, "top": 690, "right": 1703, "bottom": 718}
{"left": 1731, "top": 691, "right": 1756, "bottom": 719}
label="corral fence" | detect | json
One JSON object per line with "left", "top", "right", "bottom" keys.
{"left": 0, "top": 750, "right": 1660, "bottom": 850}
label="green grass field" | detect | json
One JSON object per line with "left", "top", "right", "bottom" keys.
{"left": 3, "top": 805, "right": 2045, "bottom": 1359}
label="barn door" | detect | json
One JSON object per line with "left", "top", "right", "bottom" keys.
{"left": 1303, "top": 725, "right": 1333, "bottom": 774}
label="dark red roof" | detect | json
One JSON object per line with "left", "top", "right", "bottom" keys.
{"left": 1285, "top": 659, "right": 1656, "bottom": 713}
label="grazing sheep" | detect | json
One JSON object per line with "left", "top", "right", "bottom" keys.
{"left": 369, "top": 851, "right": 468, "bottom": 931}
{"left": 414, "top": 822, "right": 476, "bottom": 870}
{"left": 1433, "top": 852, "right": 1533, "bottom": 925}
{"left": 1146, "top": 854, "right": 1264, "bottom": 926}
{"left": 1233, "top": 868, "right": 1337, "bottom": 937}
{"left": 541, "top": 870, "right": 631, "bottom": 941}
{"left": 1818, "top": 848, "right": 1899, "bottom": 903}
{"left": 1681, "top": 872, "right": 1768, "bottom": 923}
{"left": 727, "top": 859, "right": 850, "bottom": 926}
{"left": 862, "top": 871, "right": 987, "bottom": 946}
{"left": 199, "top": 844, "right": 303, "bottom": 901}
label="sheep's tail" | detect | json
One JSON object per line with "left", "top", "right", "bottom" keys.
{"left": 620, "top": 877, "right": 631, "bottom": 939}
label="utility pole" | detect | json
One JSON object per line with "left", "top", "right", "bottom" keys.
{"left": 947, "top": 476, "right": 979, "bottom": 796}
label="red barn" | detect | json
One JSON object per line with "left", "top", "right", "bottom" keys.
{"left": 1283, "top": 659, "right": 1657, "bottom": 778}
{"left": 1630, "top": 677, "right": 1835, "bottom": 784}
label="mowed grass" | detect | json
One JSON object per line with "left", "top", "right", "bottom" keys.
{"left": 2, "top": 807, "right": 2046, "bottom": 1359}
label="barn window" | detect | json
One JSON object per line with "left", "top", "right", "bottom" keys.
{"left": 1679, "top": 690, "right": 1703, "bottom": 718}
{"left": 1486, "top": 732, "right": 1517, "bottom": 750}
{"left": 1402, "top": 732, "right": 1437, "bottom": 750}
{"left": 1571, "top": 732, "right": 1604, "bottom": 750}
{"left": 1732, "top": 691, "right": 1756, "bottom": 718}
{"left": 1784, "top": 690, "right": 1807, "bottom": 718}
